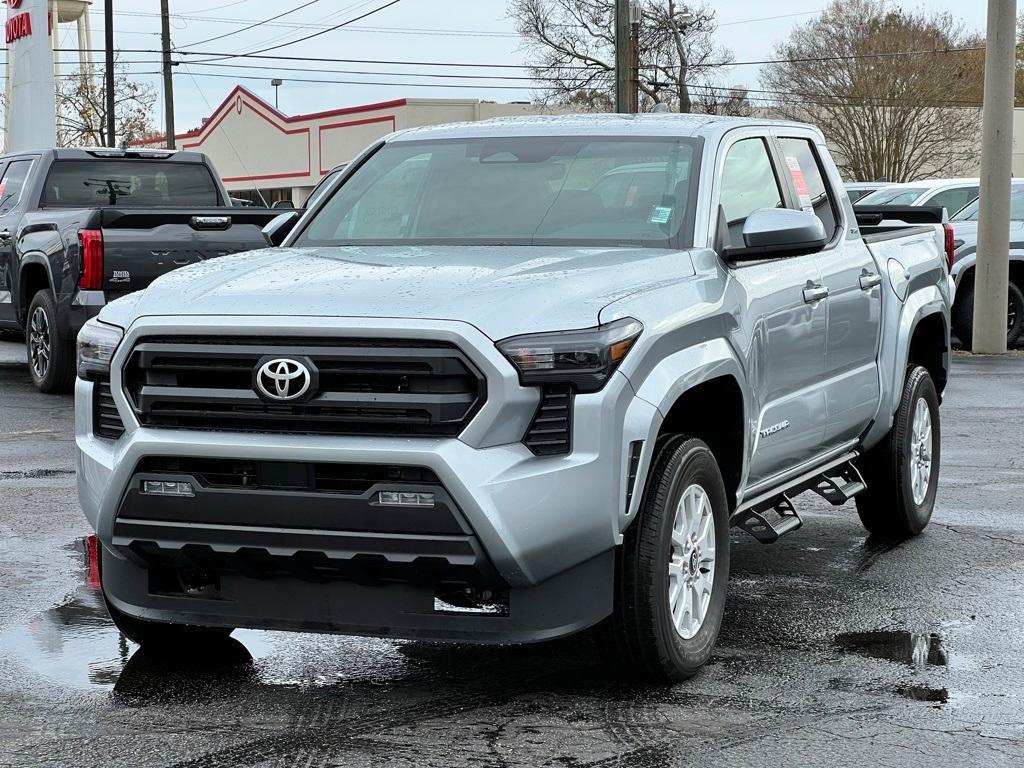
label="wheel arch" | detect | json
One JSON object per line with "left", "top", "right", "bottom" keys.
{"left": 626, "top": 338, "right": 749, "bottom": 517}
{"left": 17, "top": 254, "right": 53, "bottom": 326}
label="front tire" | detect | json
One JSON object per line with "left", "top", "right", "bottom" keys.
{"left": 26, "top": 290, "right": 75, "bottom": 394}
{"left": 99, "top": 547, "right": 234, "bottom": 649}
{"left": 597, "top": 436, "right": 730, "bottom": 682}
{"left": 855, "top": 366, "right": 941, "bottom": 537}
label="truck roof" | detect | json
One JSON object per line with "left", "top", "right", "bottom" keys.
{"left": 389, "top": 113, "right": 820, "bottom": 143}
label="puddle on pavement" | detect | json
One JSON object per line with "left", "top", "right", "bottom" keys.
{"left": 896, "top": 684, "right": 949, "bottom": 704}
{"left": 0, "top": 537, "right": 415, "bottom": 694}
{"left": 835, "top": 630, "right": 947, "bottom": 667}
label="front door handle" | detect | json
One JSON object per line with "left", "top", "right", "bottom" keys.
{"left": 859, "top": 272, "right": 882, "bottom": 290}
{"left": 803, "top": 284, "right": 829, "bottom": 304}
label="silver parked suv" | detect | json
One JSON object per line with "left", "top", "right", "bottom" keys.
{"left": 76, "top": 115, "right": 952, "bottom": 681}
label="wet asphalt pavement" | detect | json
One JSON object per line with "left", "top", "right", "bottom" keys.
{"left": 1, "top": 339, "right": 1023, "bottom": 767}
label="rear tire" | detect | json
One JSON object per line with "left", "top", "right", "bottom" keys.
{"left": 952, "top": 279, "right": 1024, "bottom": 349}
{"left": 25, "top": 290, "right": 75, "bottom": 394}
{"left": 855, "top": 366, "right": 940, "bottom": 537}
{"left": 597, "top": 436, "right": 730, "bottom": 683}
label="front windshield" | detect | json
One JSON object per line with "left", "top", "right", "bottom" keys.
{"left": 857, "top": 186, "right": 928, "bottom": 205}
{"left": 953, "top": 187, "right": 1024, "bottom": 221}
{"left": 296, "top": 136, "right": 702, "bottom": 248}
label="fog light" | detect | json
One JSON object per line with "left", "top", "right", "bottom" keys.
{"left": 143, "top": 480, "right": 195, "bottom": 497}
{"left": 378, "top": 490, "right": 435, "bottom": 507}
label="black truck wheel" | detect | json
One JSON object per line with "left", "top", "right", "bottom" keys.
{"left": 26, "top": 290, "right": 76, "bottom": 394}
{"left": 597, "top": 436, "right": 730, "bottom": 682}
{"left": 855, "top": 366, "right": 940, "bottom": 537}
{"left": 99, "top": 547, "right": 234, "bottom": 649}
{"left": 952, "top": 279, "right": 1024, "bottom": 349}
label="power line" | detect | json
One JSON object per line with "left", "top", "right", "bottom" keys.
{"left": 169, "top": 69, "right": 544, "bottom": 90}
{"left": 95, "top": 8, "right": 517, "bottom": 38}
{"left": 717, "top": 11, "right": 820, "bottom": 27}
{"left": 186, "top": 0, "right": 406, "bottom": 64}
{"left": 11, "top": 40, "right": 993, "bottom": 74}
{"left": 175, "top": 0, "right": 323, "bottom": 50}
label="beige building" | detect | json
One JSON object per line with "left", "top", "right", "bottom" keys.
{"left": 139, "top": 86, "right": 557, "bottom": 206}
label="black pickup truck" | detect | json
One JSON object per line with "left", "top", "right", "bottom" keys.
{"left": 0, "top": 147, "right": 278, "bottom": 392}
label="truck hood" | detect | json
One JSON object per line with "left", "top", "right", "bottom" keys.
{"left": 120, "top": 245, "right": 696, "bottom": 339}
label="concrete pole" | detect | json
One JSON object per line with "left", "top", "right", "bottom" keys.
{"left": 974, "top": 0, "right": 1017, "bottom": 353}
{"left": 614, "top": 0, "right": 630, "bottom": 113}
{"left": 51, "top": 1, "right": 61, "bottom": 80}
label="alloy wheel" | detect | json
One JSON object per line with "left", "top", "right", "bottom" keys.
{"left": 28, "top": 306, "right": 51, "bottom": 380}
{"left": 910, "top": 397, "right": 933, "bottom": 505}
{"left": 667, "top": 483, "right": 716, "bottom": 640}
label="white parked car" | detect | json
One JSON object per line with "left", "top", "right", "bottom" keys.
{"left": 856, "top": 178, "right": 986, "bottom": 216}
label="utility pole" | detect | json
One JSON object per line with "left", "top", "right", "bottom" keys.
{"left": 974, "top": 0, "right": 1017, "bottom": 353}
{"left": 104, "top": 0, "right": 115, "bottom": 146}
{"left": 614, "top": 0, "right": 630, "bottom": 113}
{"left": 160, "top": 0, "right": 176, "bottom": 149}
{"left": 629, "top": 3, "right": 641, "bottom": 113}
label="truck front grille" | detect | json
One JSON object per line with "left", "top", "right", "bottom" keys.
{"left": 123, "top": 336, "right": 486, "bottom": 437}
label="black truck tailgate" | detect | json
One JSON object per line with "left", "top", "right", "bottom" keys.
{"left": 97, "top": 208, "right": 278, "bottom": 295}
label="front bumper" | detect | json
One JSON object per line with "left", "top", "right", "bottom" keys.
{"left": 76, "top": 315, "right": 660, "bottom": 642}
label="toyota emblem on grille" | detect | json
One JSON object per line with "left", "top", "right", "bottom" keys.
{"left": 255, "top": 358, "right": 313, "bottom": 401}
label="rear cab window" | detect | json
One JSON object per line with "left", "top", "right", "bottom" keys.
{"left": 42, "top": 159, "right": 221, "bottom": 207}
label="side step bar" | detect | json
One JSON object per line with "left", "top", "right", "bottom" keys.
{"left": 732, "top": 452, "right": 866, "bottom": 544}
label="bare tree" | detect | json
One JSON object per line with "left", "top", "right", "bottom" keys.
{"left": 508, "top": 0, "right": 737, "bottom": 113}
{"left": 692, "top": 85, "right": 753, "bottom": 117}
{"left": 55, "top": 65, "right": 157, "bottom": 147}
{"left": 760, "top": 0, "right": 983, "bottom": 182}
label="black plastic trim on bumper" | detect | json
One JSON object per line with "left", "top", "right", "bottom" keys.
{"left": 101, "top": 544, "right": 614, "bottom": 644}
{"left": 120, "top": 471, "right": 468, "bottom": 536}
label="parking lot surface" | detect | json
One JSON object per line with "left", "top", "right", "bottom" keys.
{"left": 1, "top": 339, "right": 1023, "bottom": 767}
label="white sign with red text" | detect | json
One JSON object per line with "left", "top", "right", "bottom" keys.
{"left": 5, "top": 0, "right": 56, "bottom": 152}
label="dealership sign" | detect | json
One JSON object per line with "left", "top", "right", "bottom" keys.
{"left": 5, "top": 0, "right": 56, "bottom": 152}
{"left": 5, "top": 10, "right": 31, "bottom": 43}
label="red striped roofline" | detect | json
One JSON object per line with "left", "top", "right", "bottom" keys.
{"left": 133, "top": 85, "right": 407, "bottom": 146}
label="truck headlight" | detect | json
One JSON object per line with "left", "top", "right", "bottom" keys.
{"left": 77, "top": 318, "right": 123, "bottom": 380}
{"left": 496, "top": 317, "right": 642, "bottom": 393}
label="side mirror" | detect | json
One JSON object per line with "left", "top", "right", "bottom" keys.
{"left": 262, "top": 211, "right": 299, "bottom": 247}
{"left": 271, "top": 199, "right": 295, "bottom": 210}
{"left": 724, "top": 208, "right": 828, "bottom": 261}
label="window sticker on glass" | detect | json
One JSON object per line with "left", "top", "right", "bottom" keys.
{"left": 785, "top": 156, "right": 814, "bottom": 213}
{"left": 649, "top": 205, "right": 672, "bottom": 224}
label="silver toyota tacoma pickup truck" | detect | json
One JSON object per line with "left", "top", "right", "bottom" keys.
{"left": 76, "top": 115, "right": 953, "bottom": 681}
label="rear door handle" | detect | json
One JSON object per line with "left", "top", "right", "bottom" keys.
{"left": 859, "top": 272, "right": 882, "bottom": 290}
{"left": 803, "top": 285, "right": 829, "bottom": 303}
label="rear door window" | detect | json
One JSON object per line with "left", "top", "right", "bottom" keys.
{"left": 0, "top": 159, "right": 35, "bottom": 214}
{"left": 43, "top": 160, "right": 221, "bottom": 207}
{"left": 778, "top": 138, "right": 839, "bottom": 239}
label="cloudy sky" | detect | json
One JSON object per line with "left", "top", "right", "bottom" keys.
{"left": 45, "top": 0, "right": 992, "bottom": 133}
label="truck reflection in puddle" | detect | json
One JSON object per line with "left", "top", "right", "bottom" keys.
{"left": 0, "top": 536, "right": 418, "bottom": 695}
